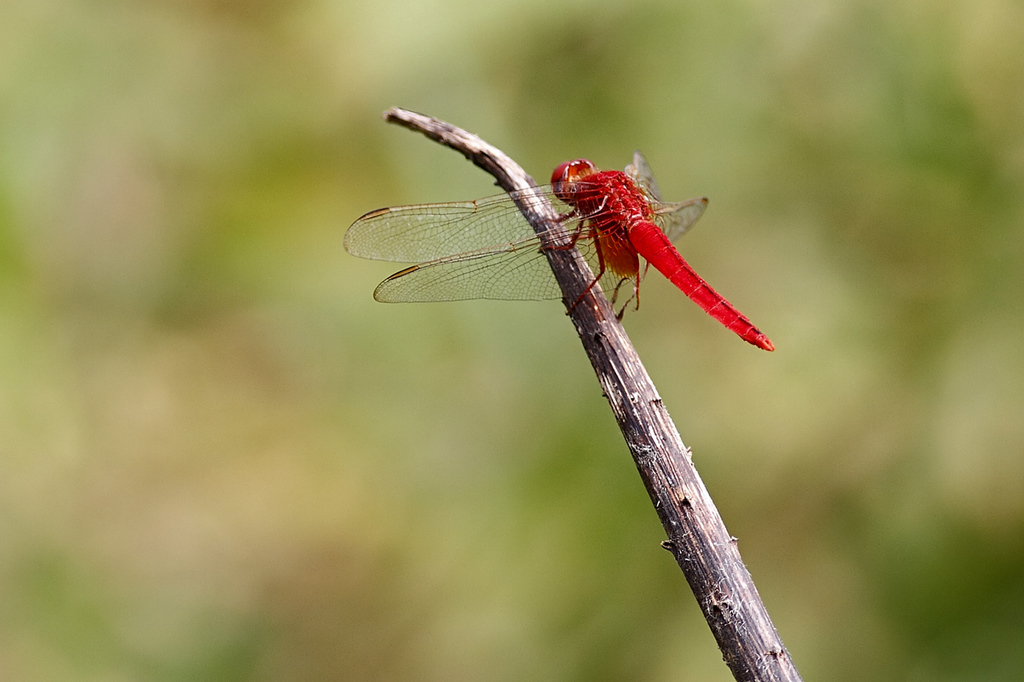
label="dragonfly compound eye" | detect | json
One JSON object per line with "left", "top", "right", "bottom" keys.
{"left": 551, "top": 159, "right": 598, "bottom": 202}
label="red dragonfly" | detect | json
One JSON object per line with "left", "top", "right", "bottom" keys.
{"left": 345, "top": 152, "right": 773, "bottom": 351}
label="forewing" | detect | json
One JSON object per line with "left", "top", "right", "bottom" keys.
{"left": 624, "top": 151, "right": 662, "bottom": 202}
{"left": 344, "top": 188, "right": 565, "bottom": 263}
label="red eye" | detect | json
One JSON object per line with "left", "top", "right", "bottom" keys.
{"left": 551, "top": 161, "right": 572, "bottom": 187}
{"left": 551, "top": 159, "right": 597, "bottom": 201}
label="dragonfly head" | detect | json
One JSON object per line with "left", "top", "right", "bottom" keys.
{"left": 551, "top": 159, "right": 598, "bottom": 204}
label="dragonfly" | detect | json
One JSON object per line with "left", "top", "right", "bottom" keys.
{"left": 345, "top": 152, "right": 774, "bottom": 351}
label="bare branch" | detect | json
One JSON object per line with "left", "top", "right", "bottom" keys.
{"left": 381, "top": 107, "right": 803, "bottom": 682}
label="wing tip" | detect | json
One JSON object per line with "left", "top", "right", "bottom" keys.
{"left": 373, "top": 265, "right": 419, "bottom": 302}
{"left": 344, "top": 207, "right": 393, "bottom": 255}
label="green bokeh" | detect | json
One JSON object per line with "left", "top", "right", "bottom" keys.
{"left": 1, "top": 1, "right": 1022, "bottom": 680}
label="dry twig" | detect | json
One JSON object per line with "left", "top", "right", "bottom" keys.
{"left": 381, "top": 107, "right": 802, "bottom": 682}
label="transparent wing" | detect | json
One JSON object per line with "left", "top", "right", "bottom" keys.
{"left": 344, "top": 187, "right": 566, "bottom": 263}
{"left": 372, "top": 235, "right": 643, "bottom": 304}
{"left": 652, "top": 196, "right": 708, "bottom": 242}
{"left": 373, "top": 240, "right": 563, "bottom": 302}
{"left": 625, "top": 151, "right": 708, "bottom": 242}
{"left": 347, "top": 155, "right": 704, "bottom": 304}
{"left": 346, "top": 184, "right": 632, "bottom": 303}
{"left": 625, "top": 150, "right": 663, "bottom": 201}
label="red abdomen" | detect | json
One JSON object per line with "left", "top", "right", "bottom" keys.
{"left": 628, "top": 221, "right": 774, "bottom": 351}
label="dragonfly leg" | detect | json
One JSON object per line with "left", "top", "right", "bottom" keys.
{"left": 629, "top": 262, "right": 648, "bottom": 313}
{"left": 611, "top": 259, "right": 648, "bottom": 319}
{"left": 545, "top": 213, "right": 587, "bottom": 252}
{"left": 612, "top": 280, "right": 632, "bottom": 320}
{"left": 608, "top": 277, "right": 623, "bottom": 305}
{"left": 567, "top": 232, "right": 607, "bottom": 313}
{"left": 568, "top": 271, "right": 604, "bottom": 313}
{"left": 556, "top": 207, "right": 580, "bottom": 224}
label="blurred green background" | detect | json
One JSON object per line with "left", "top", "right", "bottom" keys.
{"left": 2, "top": 0, "right": 1022, "bottom": 680}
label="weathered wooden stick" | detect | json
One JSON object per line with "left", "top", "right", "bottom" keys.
{"left": 382, "top": 107, "right": 802, "bottom": 682}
